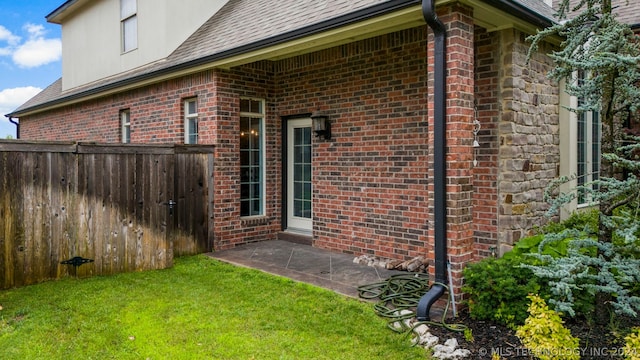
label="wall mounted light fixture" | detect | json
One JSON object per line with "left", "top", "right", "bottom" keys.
{"left": 311, "top": 110, "right": 331, "bottom": 140}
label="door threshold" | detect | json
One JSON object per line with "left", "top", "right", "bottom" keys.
{"left": 278, "top": 231, "right": 313, "bottom": 246}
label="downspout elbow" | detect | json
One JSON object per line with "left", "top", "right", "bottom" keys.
{"left": 416, "top": 283, "right": 446, "bottom": 321}
{"left": 6, "top": 116, "right": 19, "bottom": 139}
{"left": 422, "top": 0, "right": 446, "bottom": 36}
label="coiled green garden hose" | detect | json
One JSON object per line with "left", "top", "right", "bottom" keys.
{"left": 358, "top": 273, "right": 467, "bottom": 338}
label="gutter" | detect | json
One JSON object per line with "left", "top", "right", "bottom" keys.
{"left": 416, "top": 0, "right": 447, "bottom": 322}
{"left": 46, "top": 0, "right": 83, "bottom": 24}
{"left": 8, "top": 0, "right": 422, "bottom": 118}
{"left": 6, "top": 116, "right": 19, "bottom": 139}
{"left": 11, "top": 0, "right": 555, "bottom": 118}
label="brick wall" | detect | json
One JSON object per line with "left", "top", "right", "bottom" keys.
{"left": 211, "top": 64, "right": 282, "bottom": 249}
{"left": 16, "top": 6, "right": 560, "bottom": 298}
{"left": 471, "top": 26, "right": 560, "bottom": 258}
{"left": 427, "top": 3, "right": 475, "bottom": 293}
{"left": 20, "top": 71, "right": 218, "bottom": 143}
{"left": 473, "top": 26, "right": 500, "bottom": 258}
{"left": 20, "top": 26, "right": 433, "bottom": 258}
{"left": 274, "top": 27, "right": 430, "bottom": 261}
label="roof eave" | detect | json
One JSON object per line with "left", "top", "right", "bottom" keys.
{"left": 46, "top": 0, "right": 91, "bottom": 24}
{"left": 10, "top": 0, "right": 425, "bottom": 117}
{"left": 12, "top": 0, "right": 556, "bottom": 117}
{"left": 481, "top": 0, "right": 555, "bottom": 28}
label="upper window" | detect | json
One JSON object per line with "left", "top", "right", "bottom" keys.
{"left": 121, "top": 109, "right": 131, "bottom": 143}
{"left": 240, "top": 98, "right": 265, "bottom": 217}
{"left": 121, "top": 0, "right": 137, "bottom": 53}
{"left": 184, "top": 98, "right": 198, "bottom": 144}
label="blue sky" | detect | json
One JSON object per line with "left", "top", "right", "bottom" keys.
{"left": 0, "top": 1, "right": 62, "bottom": 138}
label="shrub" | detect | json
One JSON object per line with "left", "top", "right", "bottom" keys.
{"left": 525, "top": 206, "right": 640, "bottom": 318}
{"left": 462, "top": 255, "right": 547, "bottom": 329}
{"left": 516, "top": 294, "right": 580, "bottom": 360}
{"left": 542, "top": 208, "right": 598, "bottom": 235}
{"left": 624, "top": 327, "right": 640, "bottom": 360}
{"left": 463, "top": 210, "right": 599, "bottom": 328}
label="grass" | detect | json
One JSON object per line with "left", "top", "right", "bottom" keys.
{"left": 0, "top": 255, "right": 427, "bottom": 359}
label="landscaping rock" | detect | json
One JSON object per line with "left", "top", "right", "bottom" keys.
{"left": 386, "top": 256, "right": 427, "bottom": 272}
{"left": 411, "top": 324, "right": 439, "bottom": 348}
{"left": 431, "top": 338, "right": 471, "bottom": 359}
{"left": 353, "top": 254, "right": 428, "bottom": 272}
{"left": 353, "top": 254, "right": 388, "bottom": 268}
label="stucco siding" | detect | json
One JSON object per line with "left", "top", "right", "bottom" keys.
{"left": 60, "top": 0, "right": 228, "bottom": 91}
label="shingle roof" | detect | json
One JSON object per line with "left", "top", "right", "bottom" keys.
{"left": 558, "top": 0, "right": 640, "bottom": 26}
{"left": 513, "top": 0, "right": 556, "bottom": 22}
{"left": 13, "top": 78, "right": 62, "bottom": 113}
{"left": 608, "top": 0, "right": 640, "bottom": 26}
{"left": 8, "top": 0, "right": 556, "bottom": 116}
{"left": 169, "top": 0, "right": 392, "bottom": 65}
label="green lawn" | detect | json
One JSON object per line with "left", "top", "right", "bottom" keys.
{"left": 0, "top": 255, "right": 427, "bottom": 359}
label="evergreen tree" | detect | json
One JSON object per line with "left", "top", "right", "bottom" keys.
{"left": 528, "top": 0, "right": 640, "bottom": 324}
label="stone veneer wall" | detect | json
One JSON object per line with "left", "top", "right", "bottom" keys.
{"left": 497, "top": 29, "right": 559, "bottom": 250}
{"left": 473, "top": 25, "right": 561, "bottom": 259}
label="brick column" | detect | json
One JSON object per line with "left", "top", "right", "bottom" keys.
{"left": 426, "top": 3, "right": 475, "bottom": 299}
{"left": 210, "top": 70, "right": 242, "bottom": 250}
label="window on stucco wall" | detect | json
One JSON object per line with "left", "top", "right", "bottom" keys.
{"left": 184, "top": 98, "right": 198, "bottom": 144}
{"left": 239, "top": 98, "right": 265, "bottom": 217}
{"left": 120, "top": 0, "right": 137, "bottom": 53}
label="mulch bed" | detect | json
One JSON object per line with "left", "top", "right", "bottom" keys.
{"left": 425, "top": 309, "right": 635, "bottom": 359}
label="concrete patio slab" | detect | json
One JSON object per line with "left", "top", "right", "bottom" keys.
{"left": 207, "top": 239, "right": 406, "bottom": 299}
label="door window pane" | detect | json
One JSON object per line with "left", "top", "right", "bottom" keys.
{"left": 292, "top": 127, "right": 311, "bottom": 219}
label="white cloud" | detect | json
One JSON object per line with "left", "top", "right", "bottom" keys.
{"left": 13, "top": 37, "right": 61, "bottom": 68}
{"left": 24, "top": 23, "right": 45, "bottom": 38}
{"left": 0, "top": 25, "right": 21, "bottom": 57}
{"left": 0, "top": 22, "right": 60, "bottom": 68}
{"left": 0, "top": 25, "right": 20, "bottom": 46}
{"left": 0, "top": 86, "right": 42, "bottom": 116}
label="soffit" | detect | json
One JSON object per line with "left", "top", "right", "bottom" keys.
{"left": 12, "top": 0, "right": 555, "bottom": 116}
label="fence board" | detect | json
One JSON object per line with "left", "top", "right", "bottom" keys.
{"left": 0, "top": 140, "right": 76, "bottom": 153}
{"left": 0, "top": 142, "right": 212, "bottom": 289}
{"left": 173, "top": 153, "right": 212, "bottom": 255}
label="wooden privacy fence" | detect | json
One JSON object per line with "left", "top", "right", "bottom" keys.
{"left": 0, "top": 141, "right": 214, "bottom": 289}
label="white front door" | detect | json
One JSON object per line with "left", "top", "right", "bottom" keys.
{"left": 287, "top": 118, "right": 312, "bottom": 233}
